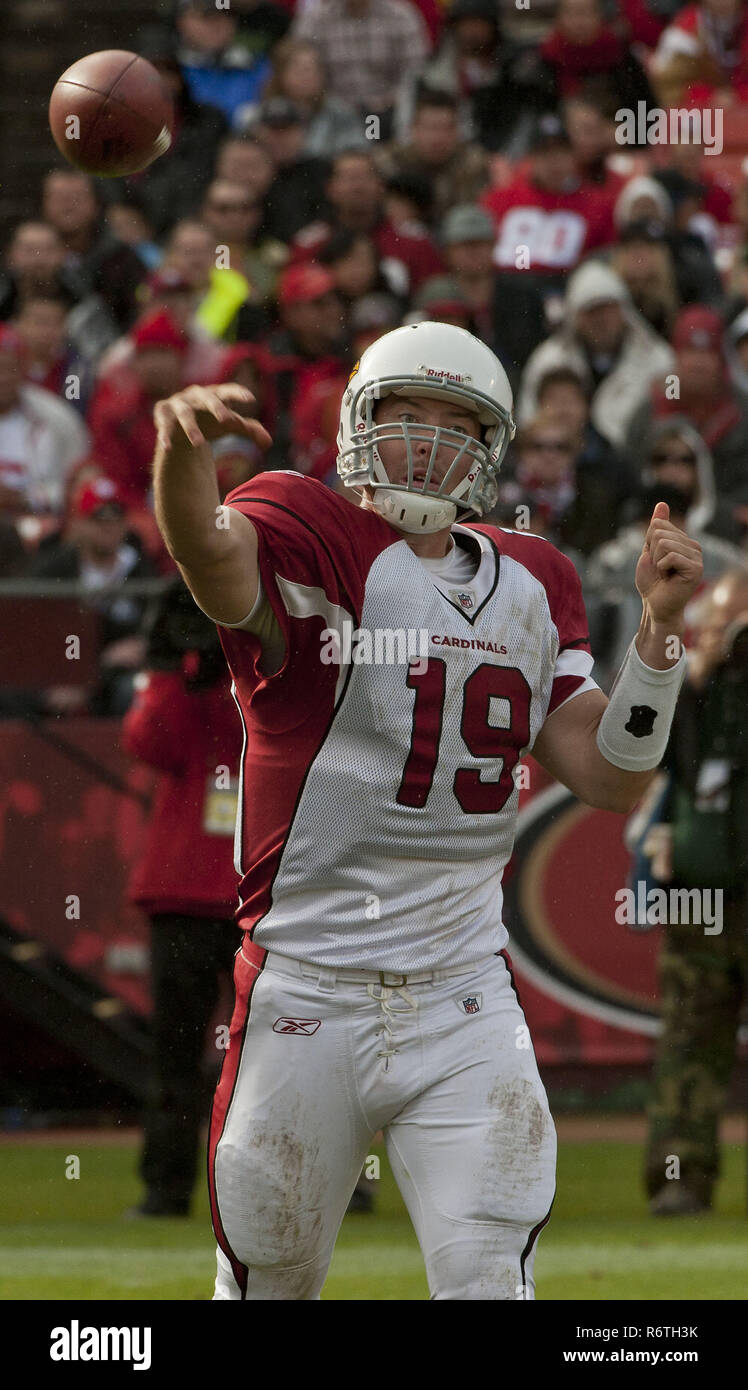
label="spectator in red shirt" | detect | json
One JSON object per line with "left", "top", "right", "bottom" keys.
{"left": 481, "top": 114, "right": 616, "bottom": 296}
{"left": 30, "top": 476, "right": 157, "bottom": 715}
{"left": 619, "top": 0, "right": 672, "bottom": 51}
{"left": 123, "top": 580, "right": 243, "bottom": 1217}
{"left": 293, "top": 149, "right": 444, "bottom": 297}
{"left": 541, "top": 0, "right": 653, "bottom": 108}
{"left": 87, "top": 309, "right": 189, "bottom": 506}
{"left": 262, "top": 262, "right": 349, "bottom": 470}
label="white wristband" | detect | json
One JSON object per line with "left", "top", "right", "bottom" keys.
{"left": 596, "top": 638, "right": 687, "bottom": 771}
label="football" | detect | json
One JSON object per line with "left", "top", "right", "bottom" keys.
{"left": 48, "top": 49, "right": 174, "bottom": 177}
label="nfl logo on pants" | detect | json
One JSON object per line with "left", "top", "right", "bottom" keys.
{"left": 458, "top": 994, "right": 482, "bottom": 1015}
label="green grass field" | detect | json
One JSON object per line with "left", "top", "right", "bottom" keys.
{"left": 0, "top": 1136, "right": 746, "bottom": 1300}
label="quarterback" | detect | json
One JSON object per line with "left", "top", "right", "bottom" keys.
{"left": 152, "top": 323, "right": 703, "bottom": 1300}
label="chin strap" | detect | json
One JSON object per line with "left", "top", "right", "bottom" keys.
{"left": 372, "top": 487, "right": 458, "bottom": 534}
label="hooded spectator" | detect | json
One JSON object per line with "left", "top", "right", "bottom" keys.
{"left": 626, "top": 305, "right": 748, "bottom": 513}
{"left": 614, "top": 175, "right": 674, "bottom": 231}
{"left": 614, "top": 173, "right": 723, "bottom": 308}
{"left": 641, "top": 417, "right": 743, "bottom": 545}
{"left": 518, "top": 260, "right": 674, "bottom": 446}
{"left": 0, "top": 324, "right": 90, "bottom": 516}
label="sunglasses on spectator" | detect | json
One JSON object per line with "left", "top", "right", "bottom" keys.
{"left": 650, "top": 451, "right": 696, "bottom": 465}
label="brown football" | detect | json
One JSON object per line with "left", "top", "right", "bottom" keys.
{"left": 48, "top": 50, "right": 174, "bottom": 177}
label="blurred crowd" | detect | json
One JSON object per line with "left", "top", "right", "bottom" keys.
{"left": 3, "top": 0, "right": 748, "bottom": 712}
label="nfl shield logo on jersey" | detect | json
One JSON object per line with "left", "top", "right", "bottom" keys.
{"left": 457, "top": 994, "right": 482, "bottom": 1015}
{"left": 451, "top": 590, "right": 475, "bottom": 612}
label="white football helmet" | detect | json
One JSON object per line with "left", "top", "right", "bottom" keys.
{"left": 337, "top": 322, "right": 516, "bottom": 533}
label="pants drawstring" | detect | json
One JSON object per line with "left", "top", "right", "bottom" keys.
{"left": 367, "top": 984, "right": 419, "bottom": 1071}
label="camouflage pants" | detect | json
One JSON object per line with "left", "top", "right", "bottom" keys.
{"left": 644, "top": 890, "right": 748, "bottom": 1202}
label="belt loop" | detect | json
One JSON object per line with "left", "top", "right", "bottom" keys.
{"left": 316, "top": 967, "right": 336, "bottom": 993}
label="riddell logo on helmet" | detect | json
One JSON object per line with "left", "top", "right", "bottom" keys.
{"left": 421, "top": 366, "right": 472, "bottom": 384}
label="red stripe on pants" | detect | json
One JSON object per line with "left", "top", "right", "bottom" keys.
{"left": 207, "top": 936, "right": 267, "bottom": 1298}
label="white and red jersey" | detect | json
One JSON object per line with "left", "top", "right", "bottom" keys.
{"left": 218, "top": 472, "right": 599, "bottom": 970}
{"left": 482, "top": 177, "right": 615, "bottom": 274}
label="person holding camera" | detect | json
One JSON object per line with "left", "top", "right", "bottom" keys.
{"left": 644, "top": 566, "right": 748, "bottom": 1215}
{"left": 123, "top": 579, "right": 243, "bottom": 1217}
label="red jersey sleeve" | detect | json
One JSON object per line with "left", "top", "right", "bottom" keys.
{"left": 218, "top": 471, "right": 399, "bottom": 726}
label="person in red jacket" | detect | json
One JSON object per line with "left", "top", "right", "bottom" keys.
{"left": 87, "top": 309, "right": 190, "bottom": 507}
{"left": 123, "top": 581, "right": 243, "bottom": 1217}
{"left": 540, "top": 0, "right": 653, "bottom": 107}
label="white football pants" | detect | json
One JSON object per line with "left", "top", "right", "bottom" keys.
{"left": 209, "top": 942, "right": 556, "bottom": 1300}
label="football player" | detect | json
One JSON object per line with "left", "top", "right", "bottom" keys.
{"left": 152, "top": 322, "right": 703, "bottom": 1300}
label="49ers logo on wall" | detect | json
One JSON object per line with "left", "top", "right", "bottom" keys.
{"left": 503, "top": 782, "right": 662, "bottom": 1037}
